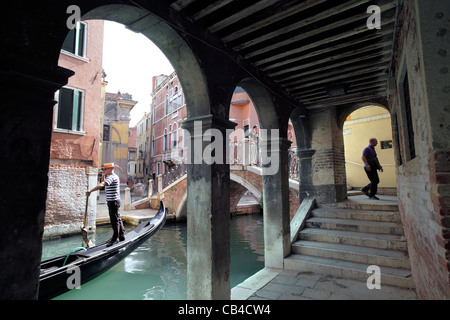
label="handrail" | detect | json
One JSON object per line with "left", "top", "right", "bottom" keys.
{"left": 345, "top": 160, "right": 395, "bottom": 167}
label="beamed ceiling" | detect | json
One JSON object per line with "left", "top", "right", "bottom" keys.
{"left": 149, "top": 0, "right": 398, "bottom": 110}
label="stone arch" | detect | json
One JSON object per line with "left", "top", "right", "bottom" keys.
{"left": 237, "top": 77, "right": 280, "bottom": 130}
{"left": 82, "top": 4, "right": 210, "bottom": 118}
{"left": 175, "top": 191, "right": 187, "bottom": 220}
{"left": 337, "top": 100, "right": 390, "bottom": 130}
{"left": 230, "top": 173, "right": 261, "bottom": 201}
{"left": 340, "top": 101, "right": 397, "bottom": 194}
{"left": 289, "top": 108, "right": 311, "bottom": 150}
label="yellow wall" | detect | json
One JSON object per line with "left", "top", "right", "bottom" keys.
{"left": 111, "top": 123, "right": 129, "bottom": 146}
{"left": 343, "top": 106, "right": 397, "bottom": 188}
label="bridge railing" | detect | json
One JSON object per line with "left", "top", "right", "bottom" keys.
{"left": 229, "top": 139, "right": 259, "bottom": 166}
{"left": 229, "top": 140, "right": 299, "bottom": 181}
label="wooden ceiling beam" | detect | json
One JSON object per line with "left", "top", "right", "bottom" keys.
{"left": 284, "top": 60, "right": 391, "bottom": 90}
{"left": 302, "top": 91, "right": 387, "bottom": 109}
{"left": 270, "top": 46, "right": 392, "bottom": 79}
{"left": 232, "top": 0, "right": 374, "bottom": 51}
{"left": 288, "top": 70, "right": 387, "bottom": 95}
{"left": 206, "top": 0, "right": 280, "bottom": 33}
{"left": 220, "top": 0, "right": 328, "bottom": 42}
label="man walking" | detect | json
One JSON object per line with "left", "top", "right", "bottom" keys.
{"left": 361, "top": 138, "right": 383, "bottom": 200}
{"left": 86, "top": 163, "right": 125, "bottom": 246}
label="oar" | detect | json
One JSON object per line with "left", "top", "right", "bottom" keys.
{"left": 81, "top": 194, "right": 94, "bottom": 248}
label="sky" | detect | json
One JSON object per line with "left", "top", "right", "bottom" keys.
{"left": 102, "top": 21, "right": 175, "bottom": 127}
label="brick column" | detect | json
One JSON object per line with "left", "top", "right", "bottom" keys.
{"left": 309, "top": 107, "right": 347, "bottom": 204}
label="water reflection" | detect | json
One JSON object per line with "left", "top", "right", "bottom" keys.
{"left": 42, "top": 214, "right": 263, "bottom": 300}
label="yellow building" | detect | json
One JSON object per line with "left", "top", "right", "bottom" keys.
{"left": 343, "top": 106, "right": 397, "bottom": 194}
{"left": 102, "top": 92, "right": 137, "bottom": 184}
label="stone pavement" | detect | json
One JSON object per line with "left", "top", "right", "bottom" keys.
{"left": 231, "top": 268, "right": 418, "bottom": 300}
{"left": 96, "top": 202, "right": 159, "bottom": 226}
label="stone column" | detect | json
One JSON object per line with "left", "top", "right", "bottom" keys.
{"left": 260, "top": 137, "right": 292, "bottom": 268}
{"left": 182, "top": 114, "right": 236, "bottom": 300}
{"left": 124, "top": 187, "right": 131, "bottom": 211}
{"left": 86, "top": 166, "right": 99, "bottom": 231}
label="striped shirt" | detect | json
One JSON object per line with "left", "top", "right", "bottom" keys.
{"left": 104, "top": 173, "right": 120, "bottom": 201}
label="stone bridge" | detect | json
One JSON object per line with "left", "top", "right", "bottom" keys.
{"left": 146, "top": 165, "right": 300, "bottom": 221}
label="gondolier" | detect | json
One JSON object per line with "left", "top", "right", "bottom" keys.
{"left": 86, "top": 163, "right": 125, "bottom": 246}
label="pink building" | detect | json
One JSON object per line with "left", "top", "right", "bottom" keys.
{"left": 45, "top": 20, "right": 105, "bottom": 237}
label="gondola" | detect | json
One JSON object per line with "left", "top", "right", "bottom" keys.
{"left": 38, "top": 201, "right": 166, "bottom": 300}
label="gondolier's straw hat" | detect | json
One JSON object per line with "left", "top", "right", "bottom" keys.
{"left": 101, "top": 162, "right": 115, "bottom": 169}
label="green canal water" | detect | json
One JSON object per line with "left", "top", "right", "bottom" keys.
{"left": 41, "top": 214, "right": 264, "bottom": 300}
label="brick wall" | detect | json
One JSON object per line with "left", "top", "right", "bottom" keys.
{"left": 391, "top": 0, "right": 450, "bottom": 299}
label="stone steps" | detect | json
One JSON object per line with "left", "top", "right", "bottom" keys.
{"left": 335, "top": 200, "right": 399, "bottom": 212}
{"left": 284, "top": 254, "right": 415, "bottom": 289}
{"left": 312, "top": 207, "right": 401, "bottom": 222}
{"left": 285, "top": 199, "right": 415, "bottom": 289}
{"left": 298, "top": 228, "right": 408, "bottom": 251}
{"left": 305, "top": 217, "right": 405, "bottom": 235}
{"left": 292, "top": 241, "right": 411, "bottom": 269}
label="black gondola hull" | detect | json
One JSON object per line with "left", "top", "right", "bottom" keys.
{"left": 38, "top": 201, "right": 166, "bottom": 300}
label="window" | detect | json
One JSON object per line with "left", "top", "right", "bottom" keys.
{"left": 56, "top": 87, "right": 84, "bottom": 131}
{"left": 402, "top": 72, "right": 416, "bottom": 160}
{"left": 165, "top": 95, "right": 169, "bottom": 115}
{"left": 381, "top": 140, "right": 393, "bottom": 149}
{"left": 172, "top": 124, "right": 178, "bottom": 149}
{"left": 397, "top": 68, "right": 416, "bottom": 161}
{"left": 61, "top": 22, "right": 87, "bottom": 57}
{"left": 103, "top": 125, "right": 110, "bottom": 141}
{"left": 392, "top": 110, "right": 403, "bottom": 166}
{"left": 172, "top": 88, "right": 183, "bottom": 111}
{"left": 163, "top": 129, "right": 168, "bottom": 152}
{"left": 151, "top": 135, "right": 155, "bottom": 156}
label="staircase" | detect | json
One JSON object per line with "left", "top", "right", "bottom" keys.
{"left": 285, "top": 197, "right": 415, "bottom": 289}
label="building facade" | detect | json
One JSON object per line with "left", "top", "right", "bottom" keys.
{"left": 135, "top": 112, "right": 152, "bottom": 183}
{"left": 44, "top": 19, "right": 104, "bottom": 238}
{"left": 127, "top": 126, "right": 137, "bottom": 185}
{"left": 101, "top": 92, "right": 137, "bottom": 185}
{"left": 150, "top": 72, "right": 187, "bottom": 179}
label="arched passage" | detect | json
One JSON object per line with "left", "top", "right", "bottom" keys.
{"left": 341, "top": 104, "right": 397, "bottom": 195}
{"left": 84, "top": 4, "right": 235, "bottom": 300}
{"left": 234, "top": 78, "right": 291, "bottom": 269}
{"left": 83, "top": 4, "right": 210, "bottom": 119}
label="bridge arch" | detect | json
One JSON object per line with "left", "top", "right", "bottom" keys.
{"left": 175, "top": 172, "right": 262, "bottom": 221}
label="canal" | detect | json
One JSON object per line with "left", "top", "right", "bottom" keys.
{"left": 41, "top": 214, "right": 264, "bottom": 300}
